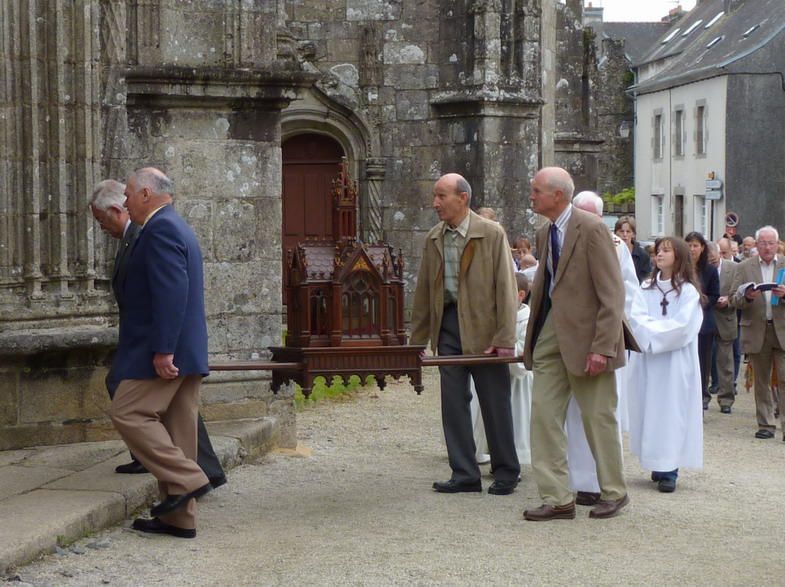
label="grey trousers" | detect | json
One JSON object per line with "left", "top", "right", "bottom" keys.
{"left": 437, "top": 306, "right": 520, "bottom": 483}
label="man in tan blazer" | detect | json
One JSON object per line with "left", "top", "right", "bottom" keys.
{"left": 708, "top": 242, "right": 738, "bottom": 413}
{"left": 410, "top": 173, "right": 520, "bottom": 495}
{"left": 730, "top": 225, "right": 785, "bottom": 440}
{"left": 522, "top": 167, "right": 628, "bottom": 521}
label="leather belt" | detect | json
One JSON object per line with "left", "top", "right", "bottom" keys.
{"left": 444, "top": 302, "right": 457, "bottom": 309}
{"left": 767, "top": 319, "right": 774, "bottom": 324}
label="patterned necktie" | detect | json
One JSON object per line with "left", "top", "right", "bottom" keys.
{"left": 550, "top": 222, "right": 560, "bottom": 275}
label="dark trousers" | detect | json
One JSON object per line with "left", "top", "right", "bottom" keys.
{"left": 437, "top": 306, "right": 520, "bottom": 483}
{"left": 106, "top": 362, "right": 225, "bottom": 481}
{"left": 699, "top": 333, "right": 714, "bottom": 405}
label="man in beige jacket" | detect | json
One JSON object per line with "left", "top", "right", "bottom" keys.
{"left": 523, "top": 167, "right": 629, "bottom": 521}
{"left": 730, "top": 225, "right": 785, "bottom": 440}
{"left": 410, "top": 173, "right": 520, "bottom": 495}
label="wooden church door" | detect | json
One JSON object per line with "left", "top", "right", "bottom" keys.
{"left": 282, "top": 134, "right": 345, "bottom": 297}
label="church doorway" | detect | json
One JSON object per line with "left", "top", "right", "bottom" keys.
{"left": 282, "top": 133, "right": 346, "bottom": 298}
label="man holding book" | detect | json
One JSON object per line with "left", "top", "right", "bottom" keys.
{"left": 730, "top": 226, "right": 785, "bottom": 440}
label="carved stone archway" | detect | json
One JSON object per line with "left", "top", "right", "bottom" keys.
{"left": 281, "top": 88, "right": 385, "bottom": 243}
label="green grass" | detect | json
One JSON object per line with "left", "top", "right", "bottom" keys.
{"left": 294, "top": 374, "right": 377, "bottom": 410}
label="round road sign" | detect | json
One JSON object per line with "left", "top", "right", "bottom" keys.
{"left": 725, "top": 212, "right": 739, "bottom": 228}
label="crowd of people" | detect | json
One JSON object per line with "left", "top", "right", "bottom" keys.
{"left": 412, "top": 167, "right": 785, "bottom": 522}
{"left": 90, "top": 164, "right": 784, "bottom": 535}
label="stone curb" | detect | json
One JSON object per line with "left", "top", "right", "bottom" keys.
{"left": 0, "top": 417, "right": 277, "bottom": 574}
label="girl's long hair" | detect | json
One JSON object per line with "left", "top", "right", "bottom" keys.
{"left": 645, "top": 236, "right": 704, "bottom": 304}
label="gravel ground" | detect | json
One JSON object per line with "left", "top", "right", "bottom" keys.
{"left": 8, "top": 368, "right": 784, "bottom": 586}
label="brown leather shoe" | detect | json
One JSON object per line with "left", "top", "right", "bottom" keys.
{"left": 575, "top": 491, "right": 601, "bottom": 506}
{"left": 523, "top": 502, "right": 576, "bottom": 521}
{"left": 589, "top": 494, "right": 630, "bottom": 519}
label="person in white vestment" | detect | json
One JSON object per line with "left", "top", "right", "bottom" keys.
{"left": 627, "top": 236, "right": 704, "bottom": 493}
{"left": 470, "top": 272, "right": 532, "bottom": 465}
{"left": 564, "top": 191, "right": 639, "bottom": 505}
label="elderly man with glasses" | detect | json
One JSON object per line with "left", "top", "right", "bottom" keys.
{"left": 730, "top": 226, "right": 785, "bottom": 440}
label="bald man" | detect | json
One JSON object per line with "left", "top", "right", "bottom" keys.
{"left": 523, "top": 168, "right": 629, "bottom": 521}
{"left": 410, "top": 173, "right": 521, "bottom": 496}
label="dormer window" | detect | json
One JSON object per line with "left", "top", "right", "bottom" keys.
{"left": 706, "top": 36, "right": 724, "bottom": 49}
{"left": 705, "top": 13, "right": 724, "bottom": 28}
{"left": 743, "top": 24, "right": 761, "bottom": 37}
{"left": 682, "top": 21, "right": 704, "bottom": 36}
{"left": 662, "top": 29, "right": 681, "bottom": 43}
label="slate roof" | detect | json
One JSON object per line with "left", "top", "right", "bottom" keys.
{"left": 631, "top": 0, "right": 785, "bottom": 94}
{"left": 591, "top": 22, "right": 671, "bottom": 62}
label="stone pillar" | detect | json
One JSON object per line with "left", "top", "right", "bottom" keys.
{"left": 363, "top": 158, "right": 386, "bottom": 243}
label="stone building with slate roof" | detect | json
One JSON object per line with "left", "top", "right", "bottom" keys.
{"left": 630, "top": 0, "right": 785, "bottom": 240}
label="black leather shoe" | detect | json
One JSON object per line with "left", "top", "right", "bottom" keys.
{"left": 115, "top": 460, "right": 148, "bottom": 474}
{"left": 650, "top": 471, "right": 661, "bottom": 482}
{"left": 150, "top": 483, "right": 212, "bottom": 517}
{"left": 720, "top": 405, "right": 732, "bottom": 414}
{"left": 132, "top": 517, "right": 195, "bottom": 539}
{"left": 488, "top": 479, "right": 518, "bottom": 495}
{"left": 575, "top": 491, "right": 601, "bottom": 506}
{"left": 755, "top": 429, "right": 775, "bottom": 439}
{"left": 209, "top": 474, "right": 228, "bottom": 490}
{"left": 432, "top": 479, "right": 482, "bottom": 493}
{"left": 658, "top": 478, "right": 676, "bottom": 493}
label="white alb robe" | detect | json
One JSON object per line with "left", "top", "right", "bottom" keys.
{"left": 470, "top": 303, "right": 533, "bottom": 464}
{"left": 627, "top": 277, "right": 704, "bottom": 472}
{"left": 566, "top": 235, "right": 639, "bottom": 493}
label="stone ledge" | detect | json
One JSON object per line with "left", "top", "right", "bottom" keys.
{"left": 0, "top": 327, "right": 117, "bottom": 357}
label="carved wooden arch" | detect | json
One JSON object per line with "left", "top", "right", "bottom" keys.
{"left": 281, "top": 87, "right": 385, "bottom": 243}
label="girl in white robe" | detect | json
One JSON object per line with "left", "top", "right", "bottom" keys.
{"left": 627, "top": 236, "right": 704, "bottom": 493}
{"left": 471, "top": 273, "right": 532, "bottom": 465}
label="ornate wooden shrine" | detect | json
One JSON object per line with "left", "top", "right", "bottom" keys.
{"left": 210, "top": 158, "right": 523, "bottom": 395}
{"left": 273, "top": 158, "right": 422, "bottom": 395}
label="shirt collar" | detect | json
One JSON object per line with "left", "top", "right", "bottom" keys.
{"left": 443, "top": 212, "right": 471, "bottom": 238}
{"left": 552, "top": 204, "right": 573, "bottom": 232}
{"left": 758, "top": 255, "right": 778, "bottom": 268}
{"left": 143, "top": 204, "right": 168, "bottom": 227}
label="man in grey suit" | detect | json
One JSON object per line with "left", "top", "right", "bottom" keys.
{"left": 89, "top": 180, "right": 226, "bottom": 485}
{"left": 730, "top": 225, "right": 785, "bottom": 440}
{"left": 708, "top": 242, "right": 738, "bottom": 413}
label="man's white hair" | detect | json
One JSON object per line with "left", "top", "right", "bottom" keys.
{"left": 755, "top": 225, "right": 779, "bottom": 242}
{"left": 573, "top": 191, "right": 603, "bottom": 216}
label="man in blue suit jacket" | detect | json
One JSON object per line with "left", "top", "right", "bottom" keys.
{"left": 90, "top": 179, "right": 226, "bottom": 486}
{"left": 109, "top": 167, "right": 212, "bottom": 539}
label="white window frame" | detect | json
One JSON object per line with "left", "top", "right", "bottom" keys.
{"left": 654, "top": 113, "right": 664, "bottom": 160}
{"left": 694, "top": 195, "right": 709, "bottom": 235}
{"left": 652, "top": 195, "right": 664, "bottom": 235}
{"left": 696, "top": 104, "right": 707, "bottom": 155}
{"left": 674, "top": 108, "right": 685, "bottom": 157}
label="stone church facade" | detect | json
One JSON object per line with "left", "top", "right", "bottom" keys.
{"left": 0, "top": 0, "right": 603, "bottom": 449}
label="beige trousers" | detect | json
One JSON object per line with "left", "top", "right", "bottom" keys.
{"left": 110, "top": 374, "right": 208, "bottom": 530}
{"left": 530, "top": 314, "right": 627, "bottom": 505}
{"left": 750, "top": 323, "right": 785, "bottom": 431}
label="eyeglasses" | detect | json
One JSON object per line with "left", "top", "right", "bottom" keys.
{"left": 757, "top": 241, "right": 777, "bottom": 247}
{"left": 94, "top": 209, "right": 112, "bottom": 227}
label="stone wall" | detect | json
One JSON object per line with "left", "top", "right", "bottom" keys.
{"left": 553, "top": 0, "right": 602, "bottom": 194}
{"left": 0, "top": 0, "right": 311, "bottom": 450}
{"left": 595, "top": 38, "right": 635, "bottom": 198}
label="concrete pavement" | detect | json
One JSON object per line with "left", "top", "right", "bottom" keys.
{"left": 0, "top": 417, "right": 278, "bottom": 574}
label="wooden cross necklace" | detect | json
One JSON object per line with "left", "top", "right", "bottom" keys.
{"left": 654, "top": 279, "right": 675, "bottom": 315}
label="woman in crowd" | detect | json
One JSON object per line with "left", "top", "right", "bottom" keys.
{"left": 627, "top": 237, "right": 704, "bottom": 493}
{"left": 615, "top": 216, "right": 651, "bottom": 283}
{"left": 685, "top": 231, "right": 720, "bottom": 410}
